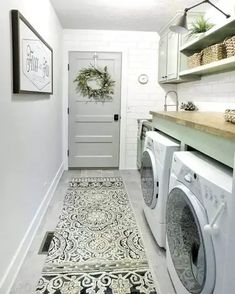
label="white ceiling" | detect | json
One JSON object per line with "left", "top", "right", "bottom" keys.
{"left": 50, "top": 0, "right": 207, "bottom": 32}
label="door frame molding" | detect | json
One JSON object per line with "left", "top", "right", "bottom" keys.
{"left": 63, "top": 50, "right": 127, "bottom": 169}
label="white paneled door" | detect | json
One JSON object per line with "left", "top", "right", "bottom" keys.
{"left": 68, "top": 52, "right": 122, "bottom": 168}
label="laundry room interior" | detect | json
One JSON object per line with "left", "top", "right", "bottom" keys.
{"left": 1, "top": 0, "right": 235, "bottom": 293}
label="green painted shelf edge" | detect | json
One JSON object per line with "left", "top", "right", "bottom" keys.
{"left": 179, "top": 56, "right": 235, "bottom": 77}
{"left": 151, "top": 116, "right": 235, "bottom": 168}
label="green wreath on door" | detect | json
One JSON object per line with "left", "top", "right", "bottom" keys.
{"left": 73, "top": 66, "right": 115, "bottom": 101}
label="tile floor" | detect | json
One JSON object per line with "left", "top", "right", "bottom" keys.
{"left": 10, "top": 169, "right": 175, "bottom": 294}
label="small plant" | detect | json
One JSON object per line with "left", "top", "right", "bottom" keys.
{"left": 188, "top": 16, "right": 214, "bottom": 38}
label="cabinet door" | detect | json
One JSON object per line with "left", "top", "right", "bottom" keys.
{"left": 167, "top": 31, "right": 179, "bottom": 80}
{"left": 158, "top": 34, "right": 167, "bottom": 82}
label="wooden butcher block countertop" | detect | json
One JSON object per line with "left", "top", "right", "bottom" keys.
{"left": 150, "top": 111, "right": 235, "bottom": 141}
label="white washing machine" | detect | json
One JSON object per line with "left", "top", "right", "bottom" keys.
{"left": 166, "top": 151, "right": 233, "bottom": 294}
{"left": 141, "top": 131, "right": 180, "bottom": 248}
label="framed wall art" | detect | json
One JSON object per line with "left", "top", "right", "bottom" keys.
{"left": 11, "top": 10, "right": 53, "bottom": 94}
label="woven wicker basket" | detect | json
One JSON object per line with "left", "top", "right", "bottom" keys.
{"left": 224, "top": 109, "right": 235, "bottom": 124}
{"left": 224, "top": 36, "right": 235, "bottom": 57}
{"left": 202, "top": 43, "right": 226, "bottom": 65}
{"left": 187, "top": 53, "right": 202, "bottom": 68}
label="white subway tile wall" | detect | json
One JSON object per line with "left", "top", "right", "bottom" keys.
{"left": 177, "top": 71, "right": 235, "bottom": 111}
{"left": 63, "top": 30, "right": 175, "bottom": 169}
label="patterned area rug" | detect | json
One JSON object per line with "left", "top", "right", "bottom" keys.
{"left": 35, "top": 177, "right": 157, "bottom": 293}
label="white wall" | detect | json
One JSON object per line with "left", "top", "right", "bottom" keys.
{"left": 177, "top": 0, "right": 235, "bottom": 111}
{"left": 63, "top": 30, "right": 175, "bottom": 169}
{"left": 0, "top": 1, "right": 63, "bottom": 293}
{"left": 177, "top": 72, "right": 235, "bottom": 111}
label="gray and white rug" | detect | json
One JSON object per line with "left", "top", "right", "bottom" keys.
{"left": 35, "top": 177, "right": 157, "bottom": 293}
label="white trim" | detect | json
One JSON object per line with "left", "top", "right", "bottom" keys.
{"left": 119, "top": 50, "right": 128, "bottom": 170}
{"left": 0, "top": 162, "right": 64, "bottom": 294}
{"left": 63, "top": 45, "right": 69, "bottom": 170}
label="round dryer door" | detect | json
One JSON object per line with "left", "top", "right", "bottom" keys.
{"left": 166, "top": 185, "right": 215, "bottom": 294}
{"left": 141, "top": 149, "right": 159, "bottom": 209}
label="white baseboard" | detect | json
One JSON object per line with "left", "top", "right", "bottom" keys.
{"left": 0, "top": 162, "right": 64, "bottom": 294}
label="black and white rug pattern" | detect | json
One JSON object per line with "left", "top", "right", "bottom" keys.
{"left": 36, "top": 177, "right": 157, "bottom": 293}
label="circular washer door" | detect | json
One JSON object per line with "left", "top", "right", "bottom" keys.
{"left": 166, "top": 185, "right": 215, "bottom": 294}
{"left": 141, "top": 149, "right": 159, "bottom": 209}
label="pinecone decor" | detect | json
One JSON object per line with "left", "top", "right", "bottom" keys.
{"left": 224, "top": 109, "right": 235, "bottom": 124}
{"left": 180, "top": 101, "right": 198, "bottom": 111}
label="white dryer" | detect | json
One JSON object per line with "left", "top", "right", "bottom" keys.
{"left": 141, "top": 131, "right": 180, "bottom": 248}
{"left": 166, "top": 151, "right": 233, "bottom": 294}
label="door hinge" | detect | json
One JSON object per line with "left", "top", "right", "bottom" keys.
{"left": 68, "top": 64, "right": 70, "bottom": 71}
{"left": 67, "top": 107, "right": 69, "bottom": 115}
{"left": 67, "top": 150, "right": 69, "bottom": 157}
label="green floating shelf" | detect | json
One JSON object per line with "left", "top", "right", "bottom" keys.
{"left": 180, "top": 56, "right": 235, "bottom": 77}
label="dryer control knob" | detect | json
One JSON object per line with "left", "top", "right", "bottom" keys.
{"left": 147, "top": 141, "right": 152, "bottom": 147}
{"left": 184, "top": 173, "right": 192, "bottom": 183}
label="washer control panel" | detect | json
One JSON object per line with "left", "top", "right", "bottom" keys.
{"left": 177, "top": 165, "right": 201, "bottom": 199}
{"left": 201, "top": 181, "right": 227, "bottom": 217}
{"left": 172, "top": 153, "right": 229, "bottom": 212}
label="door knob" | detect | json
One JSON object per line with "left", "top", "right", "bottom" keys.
{"left": 114, "top": 114, "right": 119, "bottom": 121}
